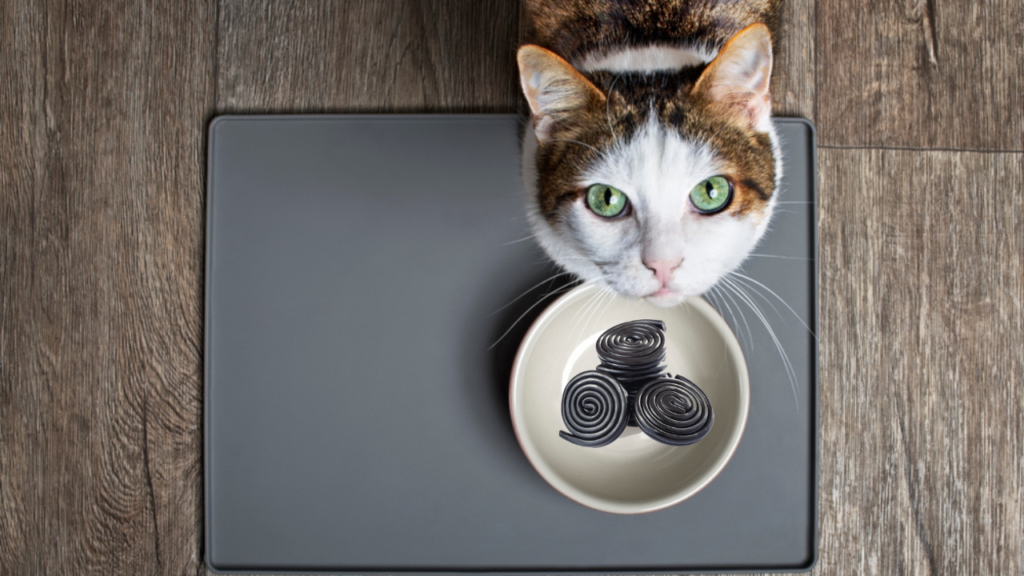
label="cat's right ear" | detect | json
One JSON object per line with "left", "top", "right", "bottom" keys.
{"left": 517, "top": 45, "right": 606, "bottom": 143}
{"left": 691, "top": 24, "right": 773, "bottom": 132}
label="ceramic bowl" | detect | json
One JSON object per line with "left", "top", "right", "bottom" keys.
{"left": 509, "top": 284, "right": 750, "bottom": 514}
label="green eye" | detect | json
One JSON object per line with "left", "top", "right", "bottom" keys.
{"left": 586, "top": 184, "right": 629, "bottom": 218}
{"left": 690, "top": 176, "right": 732, "bottom": 214}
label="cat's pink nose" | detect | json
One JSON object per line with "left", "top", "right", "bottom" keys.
{"left": 644, "top": 259, "right": 681, "bottom": 287}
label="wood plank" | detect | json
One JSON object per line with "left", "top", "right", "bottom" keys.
{"left": 816, "top": 148, "right": 1024, "bottom": 574}
{"left": 216, "top": 0, "right": 521, "bottom": 112}
{"left": 0, "top": 1, "right": 213, "bottom": 574}
{"left": 817, "top": 0, "right": 1024, "bottom": 150}
{"left": 772, "top": 0, "right": 815, "bottom": 120}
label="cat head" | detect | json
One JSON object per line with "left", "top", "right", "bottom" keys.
{"left": 517, "top": 25, "right": 780, "bottom": 307}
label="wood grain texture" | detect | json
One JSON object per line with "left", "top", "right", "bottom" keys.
{"left": 0, "top": 1, "right": 213, "bottom": 574}
{"left": 216, "top": 0, "right": 521, "bottom": 112}
{"left": 816, "top": 149, "right": 1024, "bottom": 575}
{"left": 4, "top": 0, "right": 1024, "bottom": 575}
{"left": 817, "top": 0, "right": 1024, "bottom": 150}
{"left": 771, "top": 0, "right": 814, "bottom": 120}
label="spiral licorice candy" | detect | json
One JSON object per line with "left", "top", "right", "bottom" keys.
{"left": 595, "top": 320, "right": 668, "bottom": 425}
{"left": 559, "top": 370, "right": 629, "bottom": 447}
{"left": 634, "top": 375, "right": 714, "bottom": 446}
{"left": 595, "top": 320, "right": 667, "bottom": 371}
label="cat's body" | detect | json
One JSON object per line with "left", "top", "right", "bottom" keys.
{"left": 518, "top": 0, "right": 782, "bottom": 307}
{"left": 524, "top": 0, "right": 779, "bottom": 65}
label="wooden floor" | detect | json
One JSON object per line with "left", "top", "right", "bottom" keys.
{"left": 1, "top": 1, "right": 1021, "bottom": 574}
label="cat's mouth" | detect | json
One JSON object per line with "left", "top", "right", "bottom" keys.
{"left": 588, "top": 270, "right": 690, "bottom": 307}
{"left": 643, "top": 287, "right": 685, "bottom": 308}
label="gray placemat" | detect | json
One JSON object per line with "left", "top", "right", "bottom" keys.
{"left": 205, "top": 115, "right": 818, "bottom": 573}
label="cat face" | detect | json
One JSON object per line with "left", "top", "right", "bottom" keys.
{"left": 518, "top": 25, "right": 780, "bottom": 307}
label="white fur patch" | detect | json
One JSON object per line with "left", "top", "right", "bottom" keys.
{"left": 576, "top": 44, "right": 717, "bottom": 73}
{"left": 523, "top": 115, "right": 783, "bottom": 306}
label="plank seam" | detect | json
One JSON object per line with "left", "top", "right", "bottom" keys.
{"left": 820, "top": 144, "right": 1024, "bottom": 154}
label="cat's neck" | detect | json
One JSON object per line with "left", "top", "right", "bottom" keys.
{"left": 575, "top": 44, "right": 717, "bottom": 74}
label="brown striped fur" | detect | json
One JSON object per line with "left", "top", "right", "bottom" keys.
{"left": 517, "top": 0, "right": 784, "bottom": 304}
{"left": 531, "top": 65, "right": 776, "bottom": 218}
{"left": 524, "top": 0, "right": 780, "bottom": 65}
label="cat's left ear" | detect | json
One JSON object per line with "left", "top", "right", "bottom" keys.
{"left": 517, "top": 45, "right": 606, "bottom": 143}
{"left": 692, "top": 24, "right": 773, "bottom": 132}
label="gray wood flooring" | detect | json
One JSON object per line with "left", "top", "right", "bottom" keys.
{"left": 2, "top": 1, "right": 1021, "bottom": 574}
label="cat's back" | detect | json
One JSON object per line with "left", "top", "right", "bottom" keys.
{"left": 523, "top": 0, "right": 780, "bottom": 69}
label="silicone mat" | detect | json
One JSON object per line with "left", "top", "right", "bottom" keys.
{"left": 205, "top": 115, "right": 818, "bottom": 573}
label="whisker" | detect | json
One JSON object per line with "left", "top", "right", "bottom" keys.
{"left": 703, "top": 288, "right": 726, "bottom": 320}
{"left": 576, "top": 289, "right": 608, "bottom": 345}
{"left": 708, "top": 284, "right": 750, "bottom": 351}
{"left": 729, "top": 272, "right": 817, "bottom": 340}
{"left": 598, "top": 282, "right": 610, "bottom": 315}
{"left": 702, "top": 293, "right": 734, "bottom": 377}
{"left": 534, "top": 256, "right": 564, "bottom": 265}
{"left": 565, "top": 292, "right": 597, "bottom": 347}
{"left": 547, "top": 138, "right": 600, "bottom": 154}
{"left": 570, "top": 286, "right": 608, "bottom": 345}
{"left": 747, "top": 253, "right": 813, "bottom": 261}
{"left": 487, "top": 271, "right": 575, "bottom": 317}
{"left": 730, "top": 275, "right": 783, "bottom": 322}
{"left": 723, "top": 286, "right": 798, "bottom": 409}
{"left": 556, "top": 256, "right": 617, "bottom": 269}
{"left": 563, "top": 277, "right": 610, "bottom": 344}
{"left": 534, "top": 275, "right": 578, "bottom": 305}
{"left": 598, "top": 286, "right": 618, "bottom": 320}
{"left": 499, "top": 234, "right": 538, "bottom": 247}
{"left": 487, "top": 281, "right": 578, "bottom": 351}
{"left": 715, "top": 282, "right": 753, "bottom": 351}
{"left": 720, "top": 277, "right": 800, "bottom": 409}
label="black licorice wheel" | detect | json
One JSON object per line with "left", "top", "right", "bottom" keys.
{"left": 558, "top": 370, "right": 629, "bottom": 448}
{"left": 634, "top": 375, "right": 714, "bottom": 446}
{"left": 595, "top": 319, "right": 667, "bottom": 371}
{"left": 595, "top": 319, "right": 668, "bottom": 425}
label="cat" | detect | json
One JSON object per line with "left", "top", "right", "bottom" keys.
{"left": 518, "top": 0, "right": 782, "bottom": 308}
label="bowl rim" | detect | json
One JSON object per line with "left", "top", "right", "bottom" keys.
{"left": 508, "top": 283, "right": 751, "bottom": 514}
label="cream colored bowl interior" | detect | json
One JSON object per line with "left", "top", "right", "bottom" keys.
{"left": 510, "top": 284, "right": 750, "bottom": 514}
